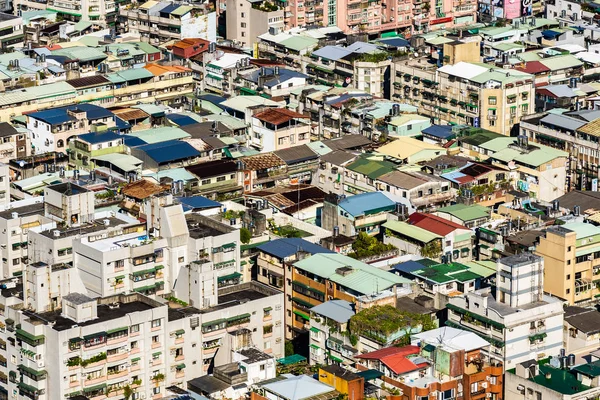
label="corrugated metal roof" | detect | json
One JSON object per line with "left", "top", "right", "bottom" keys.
{"left": 108, "top": 68, "right": 154, "bottom": 82}
{"left": 137, "top": 140, "right": 200, "bottom": 164}
{"left": 92, "top": 153, "right": 143, "bottom": 172}
{"left": 279, "top": 36, "right": 319, "bottom": 52}
{"left": 383, "top": 220, "right": 442, "bottom": 243}
{"left": 77, "top": 131, "right": 122, "bottom": 144}
{"left": 338, "top": 191, "right": 395, "bottom": 216}
{"left": 257, "top": 238, "right": 333, "bottom": 259}
{"left": 310, "top": 300, "right": 355, "bottom": 323}
{"left": 127, "top": 126, "right": 190, "bottom": 144}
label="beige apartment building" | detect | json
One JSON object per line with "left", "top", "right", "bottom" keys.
{"left": 535, "top": 222, "right": 600, "bottom": 305}
{"left": 226, "top": 0, "right": 284, "bottom": 48}
{"left": 391, "top": 55, "right": 535, "bottom": 136}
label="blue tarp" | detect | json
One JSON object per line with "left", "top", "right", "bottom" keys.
{"left": 137, "top": 140, "right": 200, "bottom": 164}
{"left": 541, "top": 30, "right": 562, "bottom": 39}
{"left": 167, "top": 114, "right": 198, "bottom": 127}
{"left": 257, "top": 238, "right": 334, "bottom": 259}
{"left": 422, "top": 125, "right": 454, "bottom": 139}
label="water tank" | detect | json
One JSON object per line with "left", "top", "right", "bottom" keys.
{"left": 74, "top": 169, "right": 80, "bottom": 180}
{"left": 553, "top": 200, "right": 559, "bottom": 211}
{"left": 568, "top": 354, "right": 576, "bottom": 367}
{"left": 560, "top": 348, "right": 566, "bottom": 358}
{"left": 574, "top": 205, "right": 581, "bottom": 216}
{"left": 333, "top": 226, "right": 339, "bottom": 237}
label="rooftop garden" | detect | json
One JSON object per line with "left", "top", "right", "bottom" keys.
{"left": 348, "top": 305, "right": 436, "bottom": 345}
{"left": 252, "top": 1, "right": 279, "bottom": 11}
{"left": 348, "top": 232, "right": 396, "bottom": 259}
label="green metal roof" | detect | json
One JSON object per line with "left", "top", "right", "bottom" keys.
{"left": 539, "top": 54, "right": 583, "bottom": 72}
{"left": 526, "top": 362, "right": 590, "bottom": 394}
{"left": 346, "top": 156, "right": 397, "bottom": 180}
{"left": 480, "top": 137, "right": 568, "bottom": 167}
{"left": 277, "top": 354, "right": 307, "bottom": 365}
{"left": 294, "top": 253, "right": 411, "bottom": 295}
{"left": 383, "top": 220, "right": 442, "bottom": 244}
{"left": 217, "top": 272, "right": 242, "bottom": 282}
{"left": 294, "top": 310, "right": 310, "bottom": 320}
{"left": 108, "top": 68, "right": 154, "bottom": 83}
{"left": 171, "top": 5, "right": 192, "bottom": 15}
{"left": 436, "top": 203, "right": 490, "bottom": 222}
{"left": 279, "top": 36, "right": 319, "bottom": 52}
{"left": 572, "top": 359, "right": 600, "bottom": 377}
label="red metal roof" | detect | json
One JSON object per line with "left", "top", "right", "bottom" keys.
{"left": 515, "top": 61, "right": 550, "bottom": 75}
{"left": 253, "top": 108, "right": 308, "bottom": 125}
{"left": 408, "top": 213, "right": 468, "bottom": 236}
{"left": 356, "top": 346, "right": 426, "bottom": 375}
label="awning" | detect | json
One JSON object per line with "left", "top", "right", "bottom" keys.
{"left": 293, "top": 310, "right": 310, "bottom": 321}
{"left": 152, "top": 352, "right": 162, "bottom": 357}
{"left": 357, "top": 369, "right": 383, "bottom": 381}
{"left": 310, "top": 344, "right": 320, "bottom": 350}
{"left": 83, "top": 332, "right": 106, "bottom": 340}
{"left": 328, "top": 354, "right": 343, "bottom": 363}
{"left": 16, "top": 329, "right": 44, "bottom": 343}
{"left": 239, "top": 87, "right": 257, "bottom": 95}
{"left": 222, "top": 242, "right": 236, "bottom": 249}
{"left": 202, "top": 318, "right": 226, "bottom": 327}
{"left": 228, "top": 313, "right": 251, "bottom": 322}
{"left": 176, "top": 363, "right": 186, "bottom": 369}
{"left": 309, "top": 327, "right": 320, "bottom": 333}
{"left": 18, "top": 364, "right": 46, "bottom": 377}
{"left": 217, "top": 272, "right": 242, "bottom": 282}
{"left": 292, "top": 297, "right": 313, "bottom": 308}
{"left": 131, "top": 357, "right": 141, "bottom": 362}
{"left": 106, "top": 327, "right": 128, "bottom": 335}
{"left": 264, "top": 307, "right": 272, "bottom": 312}
{"left": 206, "top": 74, "right": 222, "bottom": 81}
{"left": 174, "top": 329, "right": 185, "bottom": 335}
{"left": 83, "top": 383, "right": 107, "bottom": 393}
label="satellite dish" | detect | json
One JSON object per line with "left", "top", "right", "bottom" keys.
{"left": 549, "top": 357, "right": 561, "bottom": 369}
{"left": 414, "top": 52, "right": 419, "bottom": 57}
{"left": 19, "top": 161, "right": 25, "bottom": 168}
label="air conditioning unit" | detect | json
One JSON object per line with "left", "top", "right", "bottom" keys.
{"left": 481, "top": 382, "right": 488, "bottom": 389}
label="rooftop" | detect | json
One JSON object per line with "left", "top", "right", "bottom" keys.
{"left": 310, "top": 300, "right": 355, "bottom": 323}
{"left": 393, "top": 259, "right": 482, "bottom": 284}
{"left": 258, "top": 374, "right": 337, "bottom": 400}
{"left": 294, "top": 253, "right": 411, "bottom": 295}
{"left": 435, "top": 203, "right": 490, "bottom": 222}
{"left": 337, "top": 191, "right": 396, "bottom": 217}
{"left": 564, "top": 307, "right": 600, "bottom": 335}
{"left": 257, "top": 238, "right": 333, "bottom": 259}
{"left": 46, "top": 182, "right": 89, "bottom": 196}
{"left": 411, "top": 326, "right": 489, "bottom": 352}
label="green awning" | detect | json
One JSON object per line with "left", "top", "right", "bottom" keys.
{"left": 47, "top": 8, "right": 81, "bottom": 16}
{"left": 357, "top": 369, "right": 383, "bottom": 381}
{"left": 222, "top": 242, "right": 236, "bottom": 249}
{"left": 450, "top": 99, "right": 458, "bottom": 104}
{"left": 422, "top": 79, "right": 434, "bottom": 85}
{"left": 488, "top": 108, "right": 496, "bottom": 111}
{"left": 239, "top": 87, "right": 257, "bottom": 95}
{"left": 438, "top": 107, "right": 449, "bottom": 112}
{"left": 381, "top": 31, "right": 400, "bottom": 38}
{"left": 457, "top": 113, "right": 466, "bottom": 118}
{"left": 83, "top": 332, "right": 106, "bottom": 340}
{"left": 328, "top": 354, "right": 343, "bottom": 363}
{"left": 293, "top": 310, "right": 310, "bottom": 321}
{"left": 16, "top": 329, "right": 44, "bottom": 343}
{"left": 507, "top": 94, "right": 517, "bottom": 99}
{"left": 310, "top": 344, "right": 320, "bottom": 350}
{"left": 174, "top": 329, "right": 185, "bottom": 335}
{"left": 18, "top": 364, "right": 46, "bottom": 377}
{"left": 307, "top": 286, "right": 324, "bottom": 295}
{"left": 328, "top": 336, "right": 343, "bottom": 344}
{"left": 131, "top": 357, "right": 141, "bottom": 362}
{"left": 207, "top": 73, "right": 222, "bottom": 81}
{"left": 132, "top": 268, "right": 155, "bottom": 276}
{"left": 217, "top": 272, "right": 242, "bottom": 282}
{"left": 277, "top": 354, "right": 307, "bottom": 365}
{"left": 114, "top": 275, "right": 125, "bottom": 280}
{"left": 438, "top": 95, "right": 447, "bottom": 101}
{"left": 458, "top": 101, "right": 466, "bottom": 106}
{"left": 228, "top": 313, "right": 251, "bottom": 322}
{"left": 18, "top": 382, "right": 39, "bottom": 393}
{"left": 152, "top": 352, "right": 162, "bottom": 357}
{"left": 423, "top": 344, "right": 435, "bottom": 352}
{"left": 69, "top": 337, "right": 82, "bottom": 344}
{"left": 264, "top": 307, "right": 273, "bottom": 312}
{"left": 292, "top": 297, "right": 313, "bottom": 308}
{"left": 202, "top": 318, "right": 226, "bottom": 327}
{"left": 83, "top": 383, "right": 107, "bottom": 393}
{"left": 176, "top": 363, "right": 186, "bottom": 369}
{"left": 310, "top": 327, "right": 320, "bottom": 333}
{"left": 155, "top": 265, "right": 164, "bottom": 270}
{"left": 466, "top": 103, "right": 478, "bottom": 108}
{"left": 292, "top": 280, "right": 308, "bottom": 289}
{"left": 107, "top": 327, "right": 128, "bottom": 335}
{"left": 134, "top": 285, "right": 155, "bottom": 292}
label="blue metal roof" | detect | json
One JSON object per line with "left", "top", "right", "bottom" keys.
{"left": 541, "top": 30, "right": 562, "bottom": 39}
{"left": 245, "top": 68, "right": 308, "bottom": 88}
{"left": 338, "top": 192, "right": 396, "bottom": 217}
{"left": 77, "top": 131, "right": 123, "bottom": 145}
{"left": 138, "top": 140, "right": 200, "bottom": 164}
{"left": 422, "top": 125, "right": 454, "bottom": 139}
{"left": 115, "top": 117, "right": 130, "bottom": 131}
{"left": 391, "top": 260, "right": 426, "bottom": 274}
{"left": 28, "top": 104, "right": 114, "bottom": 126}
{"left": 377, "top": 37, "right": 410, "bottom": 48}
{"left": 167, "top": 114, "right": 198, "bottom": 127}
{"left": 199, "top": 94, "right": 227, "bottom": 105}
{"left": 257, "top": 238, "right": 334, "bottom": 259}
{"left": 158, "top": 3, "right": 179, "bottom": 14}
{"left": 123, "top": 136, "right": 147, "bottom": 147}
{"left": 177, "top": 196, "right": 221, "bottom": 211}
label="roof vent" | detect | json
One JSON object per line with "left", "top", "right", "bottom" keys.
{"left": 336, "top": 266, "right": 354, "bottom": 276}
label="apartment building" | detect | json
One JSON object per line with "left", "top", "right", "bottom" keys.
{"left": 506, "top": 356, "right": 600, "bottom": 400}
{"left": 290, "top": 253, "right": 410, "bottom": 336}
{"left": 0, "top": 66, "right": 193, "bottom": 122}
{"left": 255, "top": 238, "right": 333, "bottom": 340}
{"left": 308, "top": 300, "right": 356, "bottom": 365}
{"left": 68, "top": 131, "right": 127, "bottom": 169}
{"left": 458, "top": 134, "right": 568, "bottom": 202}
{"left": 535, "top": 222, "right": 600, "bottom": 305}
{"left": 226, "top": 0, "right": 284, "bottom": 48}
{"left": 447, "top": 254, "right": 564, "bottom": 368}
{"left": 375, "top": 170, "right": 454, "bottom": 210}
{"left": 120, "top": 0, "right": 217, "bottom": 44}
{"left": 251, "top": 108, "right": 310, "bottom": 152}
{"left": 0, "top": 122, "right": 30, "bottom": 165}
{"left": 27, "top": 104, "right": 117, "bottom": 155}
{"left": 520, "top": 111, "right": 600, "bottom": 191}
{"left": 0, "top": 13, "right": 24, "bottom": 49}
{"left": 391, "top": 60, "right": 535, "bottom": 136}
{"left": 321, "top": 192, "right": 396, "bottom": 237}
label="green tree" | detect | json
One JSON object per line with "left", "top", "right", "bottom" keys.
{"left": 284, "top": 340, "right": 294, "bottom": 356}
{"left": 348, "top": 232, "right": 395, "bottom": 259}
{"left": 420, "top": 240, "right": 442, "bottom": 259}
{"left": 123, "top": 386, "right": 133, "bottom": 400}
{"left": 240, "top": 227, "right": 252, "bottom": 244}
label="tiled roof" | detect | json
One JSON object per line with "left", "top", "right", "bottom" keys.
{"left": 356, "top": 345, "right": 424, "bottom": 375}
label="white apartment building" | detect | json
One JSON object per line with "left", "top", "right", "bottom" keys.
{"left": 0, "top": 236, "right": 283, "bottom": 400}
{"left": 447, "top": 253, "right": 564, "bottom": 368}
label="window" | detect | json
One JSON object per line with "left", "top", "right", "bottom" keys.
{"left": 130, "top": 324, "right": 140, "bottom": 334}
{"left": 568, "top": 246, "right": 572, "bottom": 252}
{"left": 488, "top": 96, "right": 497, "bottom": 105}
{"left": 216, "top": 176, "right": 226, "bottom": 182}
{"left": 241, "top": 32, "right": 246, "bottom": 37}
{"left": 567, "top": 274, "right": 571, "bottom": 280}
{"left": 178, "top": 257, "right": 184, "bottom": 263}
{"left": 241, "top": 22, "right": 246, "bottom": 27}
{"left": 12, "top": 258, "right": 19, "bottom": 265}
{"left": 151, "top": 319, "right": 161, "bottom": 328}
{"left": 241, "top": 12, "right": 246, "bottom": 17}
